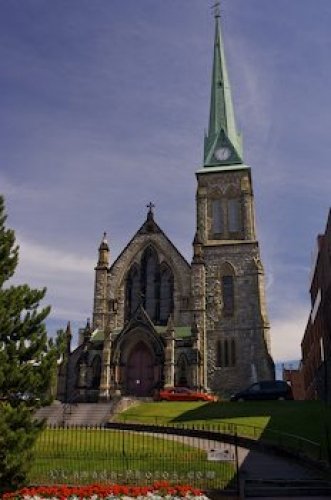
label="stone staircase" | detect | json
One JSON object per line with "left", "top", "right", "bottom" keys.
{"left": 35, "top": 401, "right": 115, "bottom": 427}
{"left": 35, "top": 396, "right": 152, "bottom": 427}
{"left": 34, "top": 400, "right": 64, "bottom": 426}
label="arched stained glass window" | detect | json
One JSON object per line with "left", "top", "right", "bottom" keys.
{"left": 125, "top": 246, "right": 175, "bottom": 325}
{"left": 141, "top": 247, "right": 158, "bottom": 320}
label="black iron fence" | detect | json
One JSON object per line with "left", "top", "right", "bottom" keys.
{"left": 117, "top": 415, "right": 324, "bottom": 463}
{"left": 29, "top": 425, "right": 238, "bottom": 491}
{"left": 29, "top": 419, "right": 326, "bottom": 491}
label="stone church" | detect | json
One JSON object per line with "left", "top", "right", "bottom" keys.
{"left": 57, "top": 11, "right": 275, "bottom": 403}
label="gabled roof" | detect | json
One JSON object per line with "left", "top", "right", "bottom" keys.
{"left": 119, "top": 303, "right": 158, "bottom": 338}
{"left": 109, "top": 208, "right": 191, "bottom": 272}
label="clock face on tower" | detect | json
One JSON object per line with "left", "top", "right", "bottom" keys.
{"left": 215, "top": 147, "right": 231, "bottom": 161}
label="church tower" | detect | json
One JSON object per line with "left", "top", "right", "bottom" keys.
{"left": 194, "top": 9, "right": 274, "bottom": 395}
{"left": 58, "top": 5, "right": 275, "bottom": 403}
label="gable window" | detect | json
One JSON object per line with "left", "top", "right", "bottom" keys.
{"left": 222, "top": 275, "right": 234, "bottom": 316}
{"left": 228, "top": 199, "right": 240, "bottom": 233}
{"left": 125, "top": 246, "right": 175, "bottom": 325}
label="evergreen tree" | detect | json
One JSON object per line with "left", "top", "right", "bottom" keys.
{"left": 0, "top": 196, "right": 65, "bottom": 493}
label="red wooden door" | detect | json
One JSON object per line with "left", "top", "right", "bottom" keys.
{"left": 126, "top": 342, "right": 154, "bottom": 396}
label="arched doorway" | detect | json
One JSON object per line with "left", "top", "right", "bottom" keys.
{"left": 126, "top": 342, "right": 154, "bottom": 396}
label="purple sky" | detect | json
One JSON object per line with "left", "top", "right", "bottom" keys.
{"left": 1, "top": 0, "right": 331, "bottom": 363}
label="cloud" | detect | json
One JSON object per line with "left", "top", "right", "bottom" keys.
{"left": 271, "top": 303, "right": 309, "bottom": 362}
{"left": 12, "top": 237, "right": 95, "bottom": 327}
{"left": 15, "top": 237, "right": 94, "bottom": 276}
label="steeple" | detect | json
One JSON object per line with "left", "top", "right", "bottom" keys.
{"left": 83, "top": 318, "right": 92, "bottom": 342}
{"left": 204, "top": 8, "right": 243, "bottom": 167}
{"left": 97, "top": 232, "right": 110, "bottom": 268}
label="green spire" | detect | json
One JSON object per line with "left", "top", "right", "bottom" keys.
{"left": 204, "top": 12, "right": 243, "bottom": 167}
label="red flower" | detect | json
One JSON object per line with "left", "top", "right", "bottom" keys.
{"left": 4, "top": 482, "right": 205, "bottom": 499}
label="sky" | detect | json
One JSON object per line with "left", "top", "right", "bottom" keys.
{"left": 1, "top": 0, "right": 331, "bottom": 365}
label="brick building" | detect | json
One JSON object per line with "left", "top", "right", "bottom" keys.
{"left": 282, "top": 364, "right": 305, "bottom": 400}
{"left": 301, "top": 210, "right": 331, "bottom": 402}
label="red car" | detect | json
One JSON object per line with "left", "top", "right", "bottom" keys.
{"left": 157, "top": 387, "right": 217, "bottom": 402}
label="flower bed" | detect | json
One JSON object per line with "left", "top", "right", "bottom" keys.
{"left": 2, "top": 482, "right": 209, "bottom": 499}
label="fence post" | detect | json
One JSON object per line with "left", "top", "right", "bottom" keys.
{"left": 234, "top": 431, "right": 240, "bottom": 496}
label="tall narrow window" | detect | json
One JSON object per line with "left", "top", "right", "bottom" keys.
{"left": 231, "top": 339, "right": 236, "bottom": 366}
{"left": 212, "top": 199, "right": 223, "bottom": 234}
{"left": 159, "top": 265, "right": 174, "bottom": 324}
{"left": 222, "top": 275, "right": 234, "bottom": 316}
{"left": 224, "top": 340, "right": 229, "bottom": 366}
{"left": 216, "top": 340, "right": 222, "bottom": 367}
{"left": 143, "top": 250, "right": 158, "bottom": 320}
{"left": 216, "top": 338, "right": 236, "bottom": 367}
{"left": 131, "top": 269, "right": 140, "bottom": 313}
{"left": 228, "top": 199, "right": 240, "bottom": 233}
{"left": 125, "top": 265, "right": 140, "bottom": 320}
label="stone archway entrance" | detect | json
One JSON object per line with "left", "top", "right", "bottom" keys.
{"left": 126, "top": 341, "right": 155, "bottom": 396}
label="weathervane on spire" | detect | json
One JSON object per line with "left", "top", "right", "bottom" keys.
{"left": 211, "top": 1, "right": 221, "bottom": 19}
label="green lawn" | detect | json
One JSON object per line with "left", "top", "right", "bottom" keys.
{"left": 116, "top": 400, "right": 331, "bottom": 458}
{"left": 28, "top": 401, "right": 331, "bottom": 487}
{"left": 29, "top": 427, "right": 235, "bottom": 488}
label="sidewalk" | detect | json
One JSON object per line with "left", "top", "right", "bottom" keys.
{"left": 237, "top": 447, "right": 330, "bottom": 498}
{"left": 238, "top": 447, "right": 319, "bottom": 479}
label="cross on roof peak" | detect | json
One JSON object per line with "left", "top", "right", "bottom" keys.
{"left": 211, "top": 1, "right": 221, "bottom": 19}
{"left": 146, "top": 201, "right": 155, "bottom": 213}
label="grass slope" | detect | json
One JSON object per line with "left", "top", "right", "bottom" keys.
{"left": 30, "top": 428, "right": 234, "bottom": 487}
{"left": 117, "top": 400, "right": 331, "bottom": 447}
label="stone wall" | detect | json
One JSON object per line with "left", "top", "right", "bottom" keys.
{"left": 204, "top": 242, "right": 273, "bottom": 396}
{"left": 195, "top": 167, "right": 274, "bottom": 396}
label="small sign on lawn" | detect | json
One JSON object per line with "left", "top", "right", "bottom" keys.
{"left": 207, "top": 449, "right": 233, "bottom": 462}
